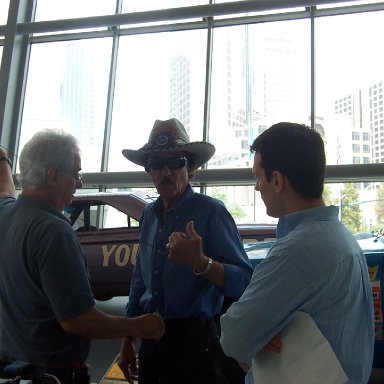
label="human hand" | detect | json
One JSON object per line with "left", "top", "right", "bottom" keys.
{"left": 262, "top": 333, "right": 282, "bottom": 353}
{"left": 168, "top": 221, "right": 208, "bottom": 271}
{"left": 0, "top": 147, "right": 16, "bottom": 197}
{"left": 133, "top": 312, "right": 165, "bottom": 341}
{"left": 117, "top": 338, "right": 138, "bottom": 384}
{"left": 238, "top": 362, "right": 251, "bottom": 372}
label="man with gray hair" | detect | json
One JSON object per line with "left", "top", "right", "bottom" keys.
{"left": 0, "top": 130, "right": 164, "bottom": 384}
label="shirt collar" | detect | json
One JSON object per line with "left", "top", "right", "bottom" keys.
{"left": 152, "top": 184, "right": 194, "bottom": 219}
{"left": 17, "top": 194, "right": 72, "bottom": 225}
{"left": 277, "top": 205, "right": 339, "bottom": 239}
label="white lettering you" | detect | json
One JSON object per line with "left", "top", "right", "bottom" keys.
{"left": 101, "top": 243, "right": 139, "bottom": 267}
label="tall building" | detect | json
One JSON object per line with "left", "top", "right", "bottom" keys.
{"left": 334, "top": 89, "right": 371, "bottom": 165}
{"left": 206, "top": 25, "right": 307, "bottom": 168}
{"left": 370, "top": 81, "right": 384, "bottom": 163}
{"left": 333, "top": 80, "right": 384, "bottom": 166}
{"left": 61, "top": 42, "right": 101, "bottom": 147}
{"left": 170, "top": 54, "right": 191, "bottom": 133}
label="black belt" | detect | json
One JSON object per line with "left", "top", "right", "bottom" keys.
{"left": 164, "top": 317, "right": 215, "bottom": 328}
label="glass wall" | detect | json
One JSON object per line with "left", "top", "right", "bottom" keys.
{"left": 0, "top": 0, "right": 10, "bottom": 25}
{"left": 109, "top": 29, "right": 207, "bottom": 171}
{"left": 20, "top": 39, "right": 112, "bottom": 172}
{"left": 316, "top": 10, "right": 384, "bottom": 166}
{"left": 34, "top": 0, "right": 116, "bottom": 21}
{"left": 209, "top": 19, "right": 310, "bottom": 168}
{"left": 1, "top": 0, "right": 384, "bottom": 230}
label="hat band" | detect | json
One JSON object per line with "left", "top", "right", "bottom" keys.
{"left": 144, "top": 135, "right": 188, "bottom": 150}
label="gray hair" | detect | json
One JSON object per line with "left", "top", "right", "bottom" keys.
{"left": 17, "top": 130, "right": 80, "bottom": 189}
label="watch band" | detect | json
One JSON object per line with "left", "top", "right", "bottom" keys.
{"left": 0, "top": 156, "right": 12, "bottom": 168}
{"left": 193, "top": 257, "right": 213, "bottom": 276}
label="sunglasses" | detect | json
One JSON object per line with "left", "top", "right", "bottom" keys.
{"left": 147, "top": 156, "right": 188, "bottom": 171}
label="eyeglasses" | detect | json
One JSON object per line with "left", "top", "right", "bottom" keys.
{"left": 74, "top": 170, "right": 83, "bottom": 182}
{"left": 147, "top": 156, "right": 187, "bottom": 171}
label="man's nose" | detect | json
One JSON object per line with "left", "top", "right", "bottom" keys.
{"left": 160, "top": 165, "right": 172, "bottom": 175}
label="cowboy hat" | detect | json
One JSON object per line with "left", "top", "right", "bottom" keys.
{"left": 122, "top": 118, "right": 215, "bottom": 169}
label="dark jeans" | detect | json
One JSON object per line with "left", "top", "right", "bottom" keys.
{"left": 33, "top": 364, "right": 90, "bottom": 384}
{"left": 0, "top": 361, "right": 90, "bottom": 384}
{"left": 138, "top": 318, "right": 225, "bottom": 384}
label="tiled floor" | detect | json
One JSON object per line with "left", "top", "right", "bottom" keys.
{"left": 370, "top": 368, "right": 384, "bottom": 384}
{"left": 88, "top": 297, "right": 128, "bottom": 383}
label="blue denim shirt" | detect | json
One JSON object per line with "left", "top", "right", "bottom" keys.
{"left": 127, "top": 186, "right": 253, "bottom": 319}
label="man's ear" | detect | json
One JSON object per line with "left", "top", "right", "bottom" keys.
{"left": 271, "top": 170, "right": 285, "bottom": 193}
{"left": 46, "top": 168, "right": 58, "bottom": 186}
{"left": 188, "top": 165, "right": 197, "bottom": 179}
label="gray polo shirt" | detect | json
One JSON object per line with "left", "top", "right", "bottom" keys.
{"left": 0, "top": 194, "right": 95, "bottom": 363}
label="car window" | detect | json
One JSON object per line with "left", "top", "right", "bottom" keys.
{"left": 63, "top": 203, "right": 140, "bottom": 231}
{"left": 102, "top": 205, "right": 139, "bottom": 229}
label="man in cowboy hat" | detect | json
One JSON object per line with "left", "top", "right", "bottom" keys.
{"left": 118, "top": 118, "right": 253, "bottom": 384}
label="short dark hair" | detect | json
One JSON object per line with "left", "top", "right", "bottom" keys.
{"left": 250, "top": 122, "right": 325, "bottom": 199}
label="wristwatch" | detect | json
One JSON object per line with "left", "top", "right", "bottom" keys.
{"left": 0, "top": 156, "right": 12, "bottom": 168}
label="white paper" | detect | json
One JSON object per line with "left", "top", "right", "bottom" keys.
{"left": 251, "top": 312, "right": 349, "bottom": 384}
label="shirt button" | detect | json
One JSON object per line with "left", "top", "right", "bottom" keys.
{"left": 154, "top": 291, "right": 158, "bottom": 296}
{"left": 154, "top": 270, "right": 159, "bottom": 275}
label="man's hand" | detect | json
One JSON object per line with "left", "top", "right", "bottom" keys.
{"left": 117, "top": 338, "right": 138, "bottom": 384}
{"left": 263, "top": 333, "right": 282, "bottom": 353}
{"left": 133, "top": 313, "right": 164, "bottom": 341}
{"left": 168, "top": 221, "right": 207, "bottom": 271}
{"left": 0, "top": 147, "right": 16, "bottom": 197}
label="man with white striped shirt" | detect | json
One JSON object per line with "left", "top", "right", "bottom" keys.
{"left": 220, "top": 122, "right": 374, "bottom": 383}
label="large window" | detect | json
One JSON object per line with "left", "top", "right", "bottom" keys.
{"left": 316, "top": 10, "right": 384, "bottom": 166}
{"left": 34, "top": 0, "right": 116, "bottom": 22}
{"left": 0, "top": 1, "right": 10, "bottom": 25}
{"left": 109, "top": 30, "right": 207, "bottom": 171}
{"left": 209, "top": 19, "right": 310, "bottom": 168}
{"left": 1, "top": 0, "right": 384, "bottom": 230}
{"left": 20, "top": 39, "right": 112, "bottom": 172}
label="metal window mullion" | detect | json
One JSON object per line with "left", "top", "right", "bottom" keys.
{"left": 25, "top": 10, "right": 312, "bottom": 44}
{"left": 16, "top": 0, "right": 367, "bottom": 35}
{"left": 313, "top": 1, "right": 384, "bottom": 17}
{"left": 310, "top": 6, "right": 316, "bottom": 129}
{"left": 21, "top": 3, "right": 384, "bottom": 44}
{"left": 0, "top": 0, "right": 36, "bottom": 166}
{"left": 10, "top": 162, "right": 384, "bottom": 190}
{"left": 200, "top": 13, "right": 214, "bottom": 194}
{"left": 203, "top": 16, "right": 213, "bottom": 152}
{"left": 212, "top": 9, "right": 311, "bottom": 27}
{"left": 30, "top": 30, "right": 115, "bottom": 44}
{"left": 100, "top": 0, "right": 122, "bottom": 178}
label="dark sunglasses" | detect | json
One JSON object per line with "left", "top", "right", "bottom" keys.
{"left": 147, "top": 156, "right": 188, "bottom": 171}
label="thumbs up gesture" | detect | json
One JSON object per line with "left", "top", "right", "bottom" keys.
{"left": 168, "top": 221, "right": 208, "bottom": 271}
